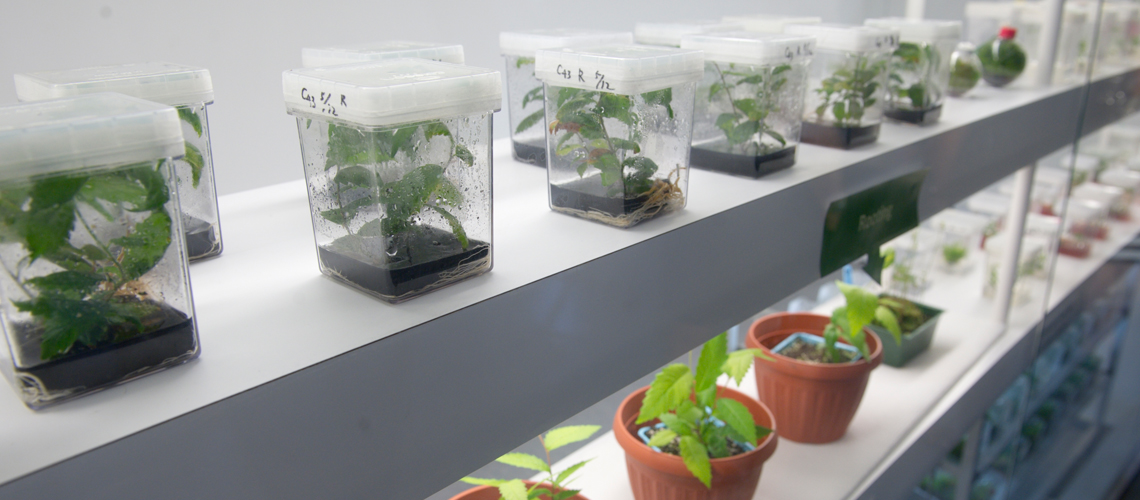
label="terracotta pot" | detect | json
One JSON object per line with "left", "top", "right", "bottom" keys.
{"left": 449, "top": 481, "right": 588, "bottom": 500}
{"left": 745, "top": 312, "right": 882, "bottom": 444}
{"left": 613, "top": 385, "right": 778, "bottom": 500}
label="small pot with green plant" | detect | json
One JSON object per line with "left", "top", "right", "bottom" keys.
{"left": 978, "top": 26, "right": 1026, "bottom": 87}
{"left": 283, "top": 59, "right": 501, "bottom": 303}
{"left": 868, "top": 295, "right": 943, "bottom": 367}
{"left": 455, "top": 425, "right": 600, "bottom": 500}
{"left": 535, "top": 45, "right": 700, "bottom": 228}
{"left": 680, "top": 32, "right": 815, "bottom": 178}
{"left": 746, "top": 282, "right": 899, "bottom": 443}
{"left": 948, "top": 42, "right": 983, "bottom": 97}
{"left": 500, "top": 30, "right": 633, "bottom": 166}
{"left": 613, "top": 332, "right": 778, "bottom": 500}
{"left": 16, "top": 62, "right": 226, "bottom": 261}
{"left": 865, "top": 18, "right": 961, "bottom": 125}
{"left": 786, "top": 24, "right": 897, "bottom": 149}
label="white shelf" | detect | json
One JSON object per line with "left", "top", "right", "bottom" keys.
{"left": 1, "top": 65, "right": 1138, "bottom": 499}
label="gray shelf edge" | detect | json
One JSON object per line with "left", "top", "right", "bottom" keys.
{"left": 2, "top": 68, "right": 1138, "bottom": 500}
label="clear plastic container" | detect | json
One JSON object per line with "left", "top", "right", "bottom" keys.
{"left": 301, "top": 41, "right": 464, "bottom": 67}
{"left": 1066, "top": 198, "right": 1110, "bottom": 241}
{"left": 978, "top": 26, "right": 1027, "bottom": 88}
{"left": 0, "top": 93, "right": 198, "bottom": 409}
{"left": 882, "top": 228, "right": 939, "bottom": 298}
{"left": 1102, "top": 124, "right": 1140, "bottom": 158}
{"left": 633, "top": 21, "right": 742, "bottom": 47}
{"left": 1097, "top": 169, "right": 1140, "bottom": 204}
{"left": 15, "top": 62, "right": 223, "bottom": 261}
{"left": 500, "top": 29, "right": 633, "bottom": 166}
{"left": 282, "top": 59, "right": 501, "bottom": 302}
{"left": 926, "top": 209, "right": 992, "bottom": 274}
{"left": 1073, "top": 183, "right": 1130, "bottom": 221}
{"left": 983, "top": 234, "right": 1047, "bottom": 303}
{"left": 948, "top": 42, "right": 984, "bottom": 97}
{"left": 966, "top": 2, "right": 1090, "bottom": 85}
{"left": 680, "top": 32, "right": 813, "bottom": 177}
{"left": 865, "top": 18, "right": 961, "bottom": 125}
{"left": 785, "top": 24, "right": 898, "bottom": 149}
{"left": 721, "top": 14, "right": 822, "bottom": 34}
{"left": 535, "top": 45, "right": 700, "bottom": 228}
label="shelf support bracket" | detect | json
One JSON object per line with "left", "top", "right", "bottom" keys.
{"left": 994, "top": 165, "right": 1036, "bottom": 324}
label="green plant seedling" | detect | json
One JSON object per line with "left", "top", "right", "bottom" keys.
{"left": 708, "top": 62, "right": 792, "bottom": 155}
{"left": 942, "top": 242, "right": 968, "bottom": 265}
{"left": 823, "top": 282, "right": 902, "bottom": 363}
{"left": 875, "top": 295, "right": 929, "bottom": 334}
{"left": 635, "top": 332, "right": 774, "bottom": 488}
{"left": 514, "top": 57, "right": 545, "bottom": 136}
{"left": 888, "top": 42, "right": 942, "bottom": 111}
{"left": 814, "top": 55, "right": 886, "bottom": 128}
{"left": 176, "top": 106, "right": 206, "bottom": 188}
{"left": 462, "top": 424, "right": 601, "bottom": 500}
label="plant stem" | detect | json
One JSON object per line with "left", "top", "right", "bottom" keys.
{"left": 76, "top": 210, "right": 127, "bottom": 285}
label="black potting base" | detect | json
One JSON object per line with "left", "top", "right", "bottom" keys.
{"left": 800, "top": 122, "right": 880, "bottom": 149}
{"left": 318, "top": 228, "right": 491, "bottom": 302}
{"left": 15, "top": 309, "right": 197, "bottom": 409}
{"left": 549, "top": 177, "right": 669, "bottom": 225}
{"left": 183, "top": 215, "right": 221, "bottom": 261}
{"left": 982, "top": 73, "right": 1018, "bottom": 87}
{"left": 689, "top": 145, "right": 796, "bottom": 178}
{"left": 885, "top": 104, "right": 942, "bottom": 125}
{"left": 512, "top": 140, "right": 547, "bottom": 167}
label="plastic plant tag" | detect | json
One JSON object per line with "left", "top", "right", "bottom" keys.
{"left": 772, "top": 332, "right": 863, "bottom": 362}
{"left": 637, "top": 418, "right": 756, "bottom": 452}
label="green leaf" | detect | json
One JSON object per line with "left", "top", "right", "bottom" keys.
{"left": 646, "top": 429, "right": 678, "bottom": 447}
{"left": 638, "top": 364, "right": 694, "bottom": 424}
{"left": 110, "top": 209, "right": 172, "bottom": 282}
{"left": 125, "top": 162, "right": 171, "bottom": 213}
{"left": 497, "top": 479, "right": 529, "bottom": 500}
{"left": 429, "top": 205, "right": 468, "bottom": 249}
{"left": 552, "top": 490, "right": 580, "bottom": 500}
{"left": 544, "top": 425, "right": 601, "bottom": 452}
{"left": 722, "top": 349, "right": 769, "bottom": 385}
{"left": 679, "top": 435, "right": 712, "bottom": 488}
{"left": 183, "top": 142, "right": 204, "bottom": 188}
{"left": 332, "top": 166, "right": 376, "bottom": 189}
{"left": 641, "top": 88, "right": 674, "bottom": 119}
{"left": 16, "top": 292, "right": 122, "bottom": 359}
{"left": 25, "top": 270, "right": 104, "bottom": 297}
{"left": 389, "top": 125, "right": 419, "bottom": 158}
{"left": 713, "top": 398, "right": 757, "bottom": 446}
{"left": 424, "top": 122, "right": 453, "bottom": 142}
{"left": 694, "top": 333, "right": 728, "bottom": 395}
{"left": 833, "top": 101, "right": 847, "bottom": 121}
{"left": 906, "top": 83, "right": 927, "bottom": 108}
{"left": 729, "top": 121, "right": 760, "bottom": 145}
{"left": 557, "top": 144, "right": 583, "bottom": 157}
{"left": 529, "top": 488, "right": 552, "bottom": 500}
{"left": 553, "top": 459, "right": 592, "bottom": 486}
{"left": 516, "top": 57, "right": 536, "bottom": 68}
{"left": 80, "top": 173, "right": 148, "bottom": 208}
{"left": 320, "top": 195, "right": 374, "bottom": 225}
{"left": 875, "top": 305, "right": 902, "bottom": 344}
{"left": 598, "top": 93, "right": 633, "bottom": 125}
{"left": 837, "top": 282, "right": 878, "bottom": 343}
{"left": 576, "top": 162, "right": 588, "bottom": 177}
{"left": 658, "top": 412, "right": 694, "bottom": 436}
{"left": 610, "top": 138, "right": 641, "bottom": 153}
{"left": 460, "top": 477, "right": 507, "bottom": 487}
{"left": 516, "top": 109, "right": 545, "bottom": 135}
{"left": 178, "top": 106, "right": 203, "bottom": 137}
{"left": 496, "top": 453, "right": 550, "bottom": 472}
{"left": 708, "top": 82, "right": 723, "bottom": 100}
{"left": 764, "top": 129, "right": 787, "bottom": 147}
{"left": 773, "top": 64, "right": 792, "bottom": 75}
{"left": 521, "top": 86, "right": 545, "bottom": 108}
{"left": 455, "top": 143, "right": 475, "bottom": 166}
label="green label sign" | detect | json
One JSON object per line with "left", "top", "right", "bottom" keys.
{"left": 820, "top": 170, "right": 927, "bottom": 282}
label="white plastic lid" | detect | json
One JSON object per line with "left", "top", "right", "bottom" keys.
{"left": 633, "top": 21, "right": 743, "bottom": 47}
{"left": 722, "top": 14, "right": 822, "bottom": 34}
{"left": 985, "top": 232, "right": 1047, "bottom": 258}
{"left": 302, "top": 41, "right": 465, "bottom": 68}
{"left": 965, "top": 2, "right": 1018, "bottom": 20}
{"left": 1025, "top": 213, "right": 1062, "bottom": 237}
{"left": 864, "top": 18, "right": 962, "bottom": 44}
{"left": 535, "top": 45, "right": 703, "bottom": 94}
{"left": 680, "top": 32, "right": 815, "bottom": 66}
{"left": 965, "top": 191, "right": 1011, "bottom": 217}
{"left": 784, "top": 24, "right": 899, "bottom": 53}
{"left": 15, "top": 62, "right": 213, "bottom": 107}
{"left": 500, "top": 29, "right": 634, "bottom": 58}
{"left": 1069, "top": 198, "right": 1109, "bottom": 219}
{"left": 928, "top": 209, "right": 993, "bottom": 236}
{"left": 282, "top": 58, "right": 502, "bottom": 127}
{"left": 1070, "top": 154, "right": 1100, "bottom": 172}
{"left": 1073, "top": 183, "right": 1125, "bottom": 206}
{"left": 1035, "top": 166, "right": 1073, "bottom": 186}
{"left": 1098, "top": 169, "right": 1140, "bottom": 190}
{"left": 0, "top": 93, "right": 184, "bottom": 181}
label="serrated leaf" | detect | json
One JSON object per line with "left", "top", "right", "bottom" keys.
{"left": 460, "top": 477, "right": 507, "bottom": 486}
{"left": 529, "top": 488, "right": 552, "bottom": 500}
{"left": 496, "top": 453, "right": 549, "bottom": 472}
{"left": 680, "top": 435, "right": 712, "bottom": 488}
{"left": 184, "top": 142, "right": 204, "bottom": 188}
{"left": 332, "top": 165, "right": 376, "bottom": 189}
{"left": 516, "top": 109, "right": 545, "bottom": 135}
{"left": 26, "top": 270, "right": 104, "bottom": 297}
{"left": 714, "top": 398, "right": 757, "bottom": 446}
{"left": 553, "top": 459, "right": 592, "bottom": 485}
{"left": 694, "top": 333, "right": 728, "bottom": 394}
{"left": 455, "top": 143, "right": 475, "bottom": 166}
{"left": 659, "top": 412, "right": 693, "bottom": 436}
{"left": 637, "top": 363, "right": 693, "bottom": 424}
{"left": 430, "top": 205, "right": 468, "bottom": 249}
{"left": 544, "top": 425, "right": 601, "bottom": 452}
{"left": 497, "top": 479, "right": 528, "bottom": 500}
{"left": 646, "top": 429, "right": 677, "bottom": 447}
{"left": 722, "top": 349, "right": 768, "bottom": 385}
{"left": 178, "top": 106, "right": 203, "bottom": 137}
{"left": 110, "top": 209, "right": 172, "bottom": 282}
{"left": 521, "top": 86, "right": 545, "bottom": 108}
{"left": 552, "top": 490, "right": 580, "bottom": 500}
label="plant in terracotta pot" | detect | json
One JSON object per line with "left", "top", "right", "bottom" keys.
{"left": 457, "top": 425, "right": 600, "bottom": 500}
{"left": 614, "top": 332, "right": 779, "bottom": 499}
{"left": 746, "top": 282, "right": 898, "bottom": 443}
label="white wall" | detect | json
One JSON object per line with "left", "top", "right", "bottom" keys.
{"left": 0, "top": 0, "right": 962, "bottom": 196}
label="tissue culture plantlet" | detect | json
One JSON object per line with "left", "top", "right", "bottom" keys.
{"left": 316, "top": 119, "right": 485, "bottom": 298}
{"left": 462, "top": 425, "right": 600, "bottom": 500}
{"left": 942, "top": 242, "right": 968, "bottom": 265}
{"left": 636, "top": 333, "right": 773, "bottom": 488}
{"left": 707, "top": 62, "right": 792, "bottom": 155}
{"left": 0, "top": 161, "right": 187, "bottom": 361}
{"left": 513, "top": 57, "right": 545, "bottom": 137}
{"left": 813, "top": 55, "right": 885, "bottom": 128}
{"left": 888, "top": 42, "right": 941, "bottom": 112}
{"left": 176, "top": 106, "right": 206, "bottom": 189}
{"left": 548, "top": 86, "right": 684, "bottom": 221}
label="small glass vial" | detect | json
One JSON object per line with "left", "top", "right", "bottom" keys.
{"left": 786, "top": 24, "right": 898, "bottom": 149}
{"left": 948, "top": 42, "right": 983, "bottom": 97}
{"left": 536, "top": 45, "right": 701, "bottom": 228}
{"left": 302, "top": 41, "right": 464, "bottom": 67}
{"left": 681, "top": 32, "right": 814, "bottom": 177}
{"left": 500, "top": 29, "right": 633, "bottom": 167}
{"left": 15, "top": 62, "right": 223, "bottom": 261}
{"left": 0, "top": 93, "right": 199, "bottom": 409}
{"left": 283, "top": 59, "right": 501, "bottom": 302}
{"left": 721, "top": 14, "right": 822, "bottom": 34}
{"left": 633, "top": 21, "right": 742, "bottom": 47}
{"left": 865, "top": 18, "right": 962, "bottom": 125}
{"left": 978, "top": 26, "right": 1027, "bottom": 88}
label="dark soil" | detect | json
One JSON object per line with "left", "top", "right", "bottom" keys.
{"left": 645, "top": 427, "right": 748, "bottom": 457}
{"left": 183, "top": 214, "right": 221, "bottom": 261}
{"left": 885, "top": 104, "right": 942, "bottom": 125}
{"left": 800, "top": 122, "right": 880, "bottom": 149}
{"left": 513, "top": 140, "right": 547, "bottom": 167}
{"left": 777, "top": 337, "right": 858, "bottom": 363}
{"left": 319, "top": 225, "right": 490, "bottom": 301}
{"left": 549, "top": 177, "right": 670, "bottom": 220}
{"left": 689, "top": 144, "right": 796, "bottom": 178}
{"left": 14, "top": 302, "right": 197, "bottom": 405}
